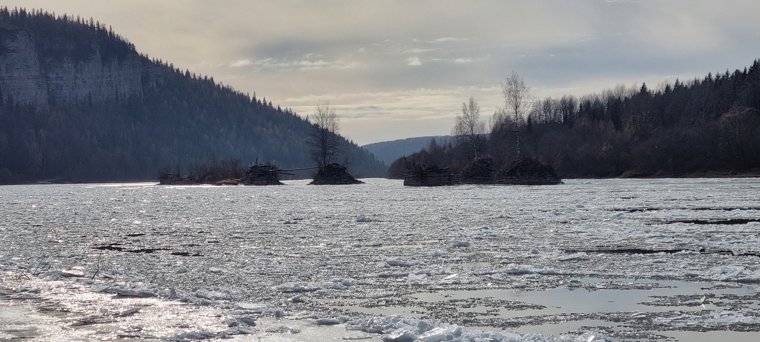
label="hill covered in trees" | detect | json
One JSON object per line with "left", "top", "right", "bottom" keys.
{"left": 0, "top": 8, "right": 385, "bottom": 184}
{"left": 363, "top": 135, "right": 451, "bottom": 165}
{"left": 389, "top": 65, "right": 760, "bottom": 179}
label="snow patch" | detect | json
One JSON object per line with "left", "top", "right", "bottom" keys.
{"left": 385, "top": 258, "right": 420, "bottom": 267}
{"left": 273, "top": 282, "right": 319, "bottom": 293}
{"left": 96, "top": 286, "right": 156, "bottom": 298}
{"left": 195, "top": 288, "right": 236, "bottom": 301}
{"left": 431, "top": 249, "right": 447, "bottom": 257}
{"left": 558, "top": 252, "right": 590, "bottom": 262}
{"left": 43, "top": 269, "right": 84, "bottom": 279}
{"left": 323, "top": 277, "right": 355, "bottom": 290}
{"left": 313, "top": 317, "right": 342, "bottom": 325}
{"left": 500, "top": 264, "right": 561, "bottom": 275}
{"left": 452, "top": 240, "right": 471, "bottom": 248}
{"left": 703, "top": 265, "right": 760, "bottom": 282}
{"left": 356, "top": 214, "right": 378, "bottom": 223}
{"left": 346, "top": 315, "right": 610, "bottom": 341}
{"left": 265, "top": 325, "right": 301, "bottom": 334}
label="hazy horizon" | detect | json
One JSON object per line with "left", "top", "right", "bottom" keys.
{"left": 3, "top": 0, "right": 760, "bottom": 144}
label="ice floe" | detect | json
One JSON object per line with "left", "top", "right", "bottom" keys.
{"left": 2, "top": 178, "right": 760, "bottom": 340}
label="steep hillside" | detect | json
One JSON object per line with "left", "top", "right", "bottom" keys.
{"left": 0, "top": 8, "right": 385, "bottom": 183}
{"left": 363, "top": 136, "right": 451, "bottom": 165}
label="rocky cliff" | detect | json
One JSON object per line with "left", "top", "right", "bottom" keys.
{"left": 0, "top": 28, "right": 47, "bottom": 105}
{"left": 0, "top": 26, "right": 144, "bottom": 107}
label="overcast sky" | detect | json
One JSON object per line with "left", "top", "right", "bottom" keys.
{"left": 4, "top": 0, "right": 760, "bottom": 144}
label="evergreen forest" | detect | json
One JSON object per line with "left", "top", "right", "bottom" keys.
{"left": 389, "top": 64, "right": 760, "bottom": 179}
{"left": 0, "top": 8, "right": 385, "bottom": 184}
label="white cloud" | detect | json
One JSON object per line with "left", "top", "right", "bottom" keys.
{"left": 402, "top": 48, "right": 438, "bottom": 54}
{"left": 232, "top": 56, "right": 362, "bottom": 72}
{"left": 428, "top": 56, "right": 487, "bottom": 65}
{"left": 283, "top": 85, "right": 504, "bottom": 144}
{"left": 229, "top": 59, "right": 253, "bottom": 67}
{"left": 430, "top": 37, "right": 468, "bottom": 43}
{"left": 406, "top": 56, "right": 423, "bottom": 66}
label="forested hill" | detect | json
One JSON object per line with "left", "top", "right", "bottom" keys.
{"left": 390, "top": 61, "right": 760, "bottom": 178}
{"left": 363, "top": 135, "right": 451, "bottom": 165}
{"left": 0, "top": 8, "right": 385, "bottom": 184}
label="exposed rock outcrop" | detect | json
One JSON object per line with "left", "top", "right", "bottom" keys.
{"left": 309, "top": 163, "right": 363, "bottom": 185}
{"left": 0, "top": 29, "right": 47, "bottom": 105}
{"left": 0, "top": 28, "right": 144, "bottom": 107}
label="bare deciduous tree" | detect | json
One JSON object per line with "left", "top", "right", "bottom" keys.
{"left": 502, "top": 71, "right": 531, "bottom": 122}
{"left": 453, "top": 97, "right": 486, "bottom": 159}
{"left": 309, "top": 104, "right": 340, "bottom": 167}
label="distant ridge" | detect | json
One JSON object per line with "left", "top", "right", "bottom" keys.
{"left": 0, "top": 8, "right": 386, "bottom": 183}
{"left": 363, "top": 136, "right": 451, "bottom": 165}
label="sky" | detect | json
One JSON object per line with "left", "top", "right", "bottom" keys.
{"left": 3, "top": 0, "right": 760, "bottom": 144}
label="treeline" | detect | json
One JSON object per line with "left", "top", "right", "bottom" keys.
{"left": 0, "top": 9, "right": 385, "bottom": 183}
{"left": 390, "top": 62, "right": 760, "bottom": 178}
{"left": 0, "top": 8, "right": 134, "bottom": 68}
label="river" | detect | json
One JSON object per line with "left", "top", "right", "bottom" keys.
{"left": 1, "top": 178, "right": 759, "bottom": 340}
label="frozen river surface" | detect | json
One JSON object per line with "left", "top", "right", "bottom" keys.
{"left": 1, "top": 178, "right": 760, "bottom": 341}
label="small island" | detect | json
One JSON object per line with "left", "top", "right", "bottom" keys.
{"left": 158, "top": 105, "right": 365, "bottom": 186}
{"left": 496, "top": 158, "right": 562, "bottom": 185}
{"left": 399, "top": 95, "right": 563, "bottom": 186}
{"left": 403, "top": 165, "right": 456, "bottom": 186}
{"left": 159, "top": 163, "right": 284, "bottom": 186}
{"left": 309, "top": 163, "right": 363, "bottom": 185}
{"left": 404, "top": 157, "right": 560, "bottom": 186}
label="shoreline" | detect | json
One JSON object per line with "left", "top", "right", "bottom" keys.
{"left": 2, "top": 171, "right": 760, "bottom": 186}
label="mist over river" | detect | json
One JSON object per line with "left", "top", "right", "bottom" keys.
{"left": 2, "top": 179, "right": 760, "bottom": 341}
